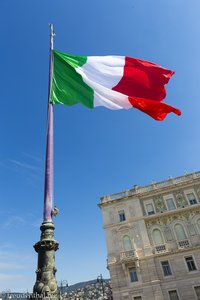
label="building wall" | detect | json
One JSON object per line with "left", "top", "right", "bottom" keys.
{"left": 99, "top": 172, "right": 200, "bottom": 300}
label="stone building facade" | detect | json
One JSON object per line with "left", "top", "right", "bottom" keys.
{"left": 99, "top": 172, "right": 200, "bottom": 300}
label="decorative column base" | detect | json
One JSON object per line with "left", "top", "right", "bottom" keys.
{"left": 32, "top": 222, "right": 61, "bottom": 300}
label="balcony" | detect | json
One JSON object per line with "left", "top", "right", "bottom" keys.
{"left": 177, "top": 239, "right": 190, "bottom": 249}
{"left": 120, "top": 250, "right": 136, "bottom": 263}
{"left": 154, "top": 244, "right": 167, "bottom": 254}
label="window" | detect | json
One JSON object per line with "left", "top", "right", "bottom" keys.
{"left": 123, "top": 235, "right": 132, "bottom": 251}
{"left": 146, "top": 203, "right": 155, "bottom": 215}
{"left": 174, "top": 224, "right": 187, "bottom": 241}
{"left": 185, "top": 256, "right": 197, "bottom": 271}
{"left": 134, "top": 297, "right": 142, "bottom": 300}
{"left": 118, "top": 210, "right": 126, "bottom": 222}
{"left": 168, "top": 290, "right": 179, "bottom": 300}
{"left": 166, "top": 198, "right": 176, "bottom": 210}
{"left": 187, "top": 193, "right": 197, "bottom": 205}
{"left": 194, "top": 286, "right": 200, "bottom": 300}
{"left": 129, "top": 268, "right": 138, "bottom": 282}
{"left": 161, "top": 260, "right": 172, "bottom": 276}
{"left": 152, "top": 229, "right": 164, "bottom": 245}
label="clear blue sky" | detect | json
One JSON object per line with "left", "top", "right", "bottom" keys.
{"left": 0, "top": 0, "right": 200, "bottom": 292}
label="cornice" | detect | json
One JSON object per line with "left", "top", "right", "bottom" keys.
{"left": 99, "top": 172, "right": 200, "bottom": 207}
{"left": 138, "top": 177, "right": 200, "bottom": 199}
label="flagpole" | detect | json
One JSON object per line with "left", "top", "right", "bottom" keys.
{"left": 43, "top": 23, "right": 54, "bottom": 222}
{"left": 32, "top": 24, "right": 60, "bottom": 300}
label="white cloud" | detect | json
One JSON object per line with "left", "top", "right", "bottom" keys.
{"left": 0, "top": 248, "right": 35, "bottom": 291}
{"left": 0, "top": 262, "right": 29, "bottom": 270}
{"left": 2, "top": 216, "right": 26, "bottom": 229}
{"left": 1, "top": 213, "right": 42, "bottom": 230}
{"left": 8, "top": 159, "right": 42, "bottom": 173}
{"left": 0, "top": 153, "right": 43, "bottom": 187}
{"left": 22, "top": 152, "right": 43, "bottom": 163}
{"left": 0, "top": 273, "right": 24, "bottom": 280}
{"left": 0, "top": 273, "right": 32, "bottom": 292}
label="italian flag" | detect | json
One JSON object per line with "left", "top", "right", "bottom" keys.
{"left": 50, "top": 50, "right": 181, "bottom": 121}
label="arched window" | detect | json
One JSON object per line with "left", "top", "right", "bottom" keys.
{"left": 197, "top": 219, "right": 200, "bottom": 231}
{"left": 152, "top": 229, "right": 164, "bottom": 245}
{"left": 123, "top": 235, "right": 132, "bottom": 251}
{"left": 174, "top": 224, "right": 187, "bottom": 240}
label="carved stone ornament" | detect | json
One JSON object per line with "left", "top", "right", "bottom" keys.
{"left": 159, "top": 216, "right": 169, "bottom": 225}
{"left": 180, "top": 211, "right": 191, "bottom": 220}
{"left": 107, "top": 256, "right": 117, "bottom": 265}
{"left": 154, "top": 197, "right": 166, "bottom": 213}
{"left": 32, "top": 222, "right": 61, "bottom": 300}
{"left": 175, "top": 192, "right": 188, "bottom": 208}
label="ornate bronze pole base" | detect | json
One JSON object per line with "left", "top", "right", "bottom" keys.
{"left": 32, "top": 222, "right": 60, "bottom": 300}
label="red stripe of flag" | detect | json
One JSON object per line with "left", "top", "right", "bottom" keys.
{"left": 112, "top": 56, "right": 181, "bottom": 120}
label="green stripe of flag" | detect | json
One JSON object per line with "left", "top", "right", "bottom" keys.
{"left": 50, "top": 50, "right": 94, "bottom": 108}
